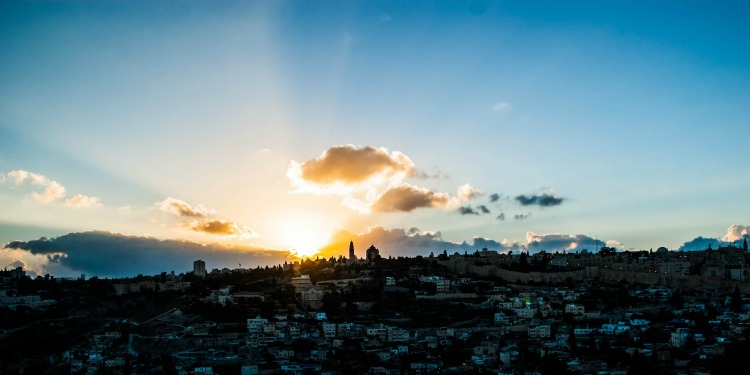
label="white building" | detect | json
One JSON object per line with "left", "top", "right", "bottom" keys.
{"left": 247, "top": 316, "right": 269, "bottom": 334}
{"left": 565, "top": 303, "right": 585, "bottom": 315}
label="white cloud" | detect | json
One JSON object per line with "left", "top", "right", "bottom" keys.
{"left": 66, "top": 194, "right": 103, "bottom": 208}
{"left": 454, "top": 183, "right": 483, "bottom": 204}
{"left": 723, "top": 224, "right": 750, "bottom": 242}
{"left": 154, "top": 197, "right": 215, "bottom": 218}
{"left": 31, "top": 181, "right": 67, "bottom": 203}
{"left": 606, "top": 240, "right": 624, "bottom": 249}
{"left": 5, "top": 170, "right": 105, "bottom": 207}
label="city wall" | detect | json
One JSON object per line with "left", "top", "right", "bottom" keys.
{"left": 438, "top": 260, "right": 750, "bottom": 292}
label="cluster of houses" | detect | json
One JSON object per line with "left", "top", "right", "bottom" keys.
{"left": 4, "top": 242, "right": 750, "bottom": 374}
{"left": 99, "top": 269, "right": 748, "bottom": 375}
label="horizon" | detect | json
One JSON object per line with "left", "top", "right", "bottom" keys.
{"left": 1, "top": 1, "right": 749, "bottom": 278}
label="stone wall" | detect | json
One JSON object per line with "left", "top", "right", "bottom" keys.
{"left": 438, "top": 259, "right": 750, "bottom": 291}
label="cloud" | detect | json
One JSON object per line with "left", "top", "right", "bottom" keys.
{"left": 496, "top": 213, "right": 505, "bottom": 221}
{"left": 456, "top": 183, "right": 483, "bottom": 201}
{"left": 679, "top": 236, "right": 726, "bottom": 251}
{"left": 412, "top": 170, "right": 449, "bottom": 180}
{"left": 605, "top": 240, "right": 624, "bottom": 249}
{"left": 316, "top": 226, "right": 620, "bottom": 258}
{"left": 317, "top": 226, "right": 473, "bottom": 258}
{"left": 722, "top": 224, "right": 750, "bottom": 242}
{"left": 675, "top": 225, "right": 750, "bottom": 251}
{"left": 525, "top": 232, "right": 605, "bottom": 252}
{"left": 371, "top": 183, "right": 450, "bottom": 212}
{"left": 66, "top": 194, "right": 103, "bottom": 208}
{"left": 7, "top": 259, "right": 27, "bottom": 269}
{"left": 7, "top": 170, "right": 67, "bottom": 203}
{"left": 3, "top": 231, "right": 292, "bottom": 278}
{"left": 514, "top": 213, "right": 531, "bottom": 220}
{"left": 492, "top": 102, "right": 512, "bottom": 111}
{"left": 489, "top": 193, "right": 501, "bottom": 203}
{"left": 153, "top": 197, "right": 257, "bottom": 240}
{"left": 514, "top": 192, "right": 564, "bottom": 207}
{"left": 186, "top": 219, "right": 259, "bottom": 239}
{"left": 154, "top": 197, "right": 213, "bottom": 218}
{"left": 7, "top": 170, "right": 48, "bottom": 186}
{"left": 458, "top": 206, "right": 479, "bottom": 215}
{"left": 289, "top": 145, "right": 482, "bottom": 213}
{"left": 4, "top": 169, "right": 103, "bottom": 206}
{"left": 289, "top": 145, "right": 415, "bottom": 188}
{"left": 458, "top": 204, "right": 490, "bottom": 216}
{"left": 31, "top": 181, "right": 67, "bottom": 203}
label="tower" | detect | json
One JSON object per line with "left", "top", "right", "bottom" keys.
{"left": 366, "top": 244, "right": 380, "bottom": 261}
{"left": 348, "top": 241, "right": 356, "bottom": 261}
{"left": 744, "top": 238, "right": 748, "bottom": 252}
{"left": 193, "top": 259, "right": 206, "bottom": 278}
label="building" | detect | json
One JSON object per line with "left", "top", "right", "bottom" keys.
{"left": 291, "top": 275, "right": 312, "bottom": 288}
{"left": 366, "top": 245, "right": 380, "bottom": 261}
{"left": 565, "top": 303, "right": 585, "bottom": 315}
{"left": 349, "top": 241, "right": 356, "bottom": 261}
{"left": 247, "top": 316, "right": 269, "bottom": 334}
{"left": 193, "top": 259, "right": 206, "bottom": 278}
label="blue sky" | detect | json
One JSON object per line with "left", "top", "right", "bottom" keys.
{"left": 1, "top": 1, "right": 749, "bottom": 277}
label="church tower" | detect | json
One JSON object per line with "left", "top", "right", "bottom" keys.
{"left": 349, "top": 241, "right": 356, "bottom": 261}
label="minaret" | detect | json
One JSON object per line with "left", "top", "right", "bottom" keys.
{"left": 349, "top": 241, "right": 355, "bottom": 261}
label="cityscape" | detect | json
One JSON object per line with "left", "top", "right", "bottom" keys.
{"left": 2, "top": 1, "right": 750, "bottom": 374}
{"left": 2, "top": 240, "right": 750, "bottom": 374}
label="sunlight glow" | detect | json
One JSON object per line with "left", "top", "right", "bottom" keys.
{"left": 272, "top": 215, "right": 330, "bottom": 258}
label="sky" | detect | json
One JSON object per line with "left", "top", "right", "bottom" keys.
{"left": 1, "top": 0, "right": 749, "bottom": 278}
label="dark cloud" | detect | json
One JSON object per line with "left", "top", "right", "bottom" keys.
{"left": 5, "top": 238, "right": 56, "bottom": 253}
{"left": 457, "top": 205, "right": 490, "bottom": 216}
{"left": 679, "top": 236, "right": 727, "bottom": 251}
{"left": 514, "top": 213, "right": 531, "bottom": 220}
{"left": 472, "top": 237, "right": 521, "bottom": 252}
{"left": 676, "top": 225, "right": 750, "bottom": 251}
{"left": 489, "top": 193, "right": 501, "bottom": 203}
{"left": 496, "top": 213, "right": 505, "bottom": 221}
{"left": 412, "top": 170, "right": 449, "bottom": 180}
{"left": 294, "top": 145, "right": 415, "bottom": 185}
{"left": 525, "top": 232, "right": 605, "bottom": 253}
{"left": 316, "top": 226, "right": 620, "bottom": 259}
{"left": 4, "top": 231, "right": 292, "bottom": 278}
{"left": 316, "top": 226, "right": 476, "bottom": 258}
{"left": 370, "top": 183, "right": 450, "bottom": 212}
{"left": 457, "top": 206, "right": 479, "bottom": 215}
{"left": 514, "top": 193, "right": 564, "bottom": 207}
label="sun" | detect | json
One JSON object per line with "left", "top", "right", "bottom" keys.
{"left": 274, "top": 216, "right": 329, "bottom": 258}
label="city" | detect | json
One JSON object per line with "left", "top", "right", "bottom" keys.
{"left": 2, "top": 240, "right": 750, "bottom": 374}
{"left": 2, "top": 1, "right": 749, "bottom": 375}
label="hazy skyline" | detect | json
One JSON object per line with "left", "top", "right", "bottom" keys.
{"left": 1, "top": 1, "right": 749, "bottom": 277}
